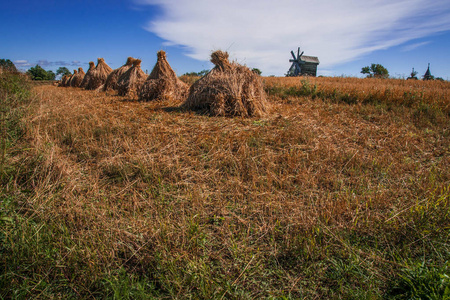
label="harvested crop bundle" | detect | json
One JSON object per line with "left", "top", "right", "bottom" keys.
{"left": 84, "top": 58, "right": 112, "bottom": 90}
{"left": 60, "top": 71, "right": 74, "bottom": 87}
{"left": 139, "top": 50, "right": 188, "bottom": 101}
{"left": 67, "top": 70, "right": 78, "bottom": 87}
{"left": 117, "top": 59, "right": 146, "bottom": 97}
{"left": 183, "top": 50, "right": 269, "bottom": 117}
{"left": 80, "top": 61, "right": 95, "bottom": 88}
{"left": 104, "top": 57, "right": 134, "bottom": 91}
{"left": 59, "top": 74, "right": 71, "bottom": 87}
{"left": 70, "top": 67, "right": 85, "bottom": 88}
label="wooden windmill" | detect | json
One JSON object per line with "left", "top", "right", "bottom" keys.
{"left": 287, "top": 47, "right": 305, "bottom": 76}
{"left": 286, "top": 47, "right": 320, "bottom": 77}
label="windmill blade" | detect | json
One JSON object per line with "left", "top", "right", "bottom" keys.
{"left": 291, "top": 51, "right": 297, "bottom": 60}
{"left": 288, "top": 64, "right": 295, "bottom": 75}
{"left": 297, "top": 47, "right": 300, "bottom": 59}
{"left": 294, "top": 62, "right": 302, "bottom": 75}
{"left": 300, "top": 51, "right": 304, "bottom": 57}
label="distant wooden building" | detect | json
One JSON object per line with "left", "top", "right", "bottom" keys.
{"left": 287, "top": 47, "right": 320, "bottom": 77}
{"left": 423, "top": 63, "right": 433, "bottom": 80}
{"left": 407, "top": 67, "right": 418, "bottom": 80}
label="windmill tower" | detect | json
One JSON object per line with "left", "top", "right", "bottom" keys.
{"left": 286, "top": 47, "right": 319, "bottom": 77}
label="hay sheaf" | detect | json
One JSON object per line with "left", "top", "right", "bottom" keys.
{"left": 67, "top": 70, "right": 78, "bottom": 87}
{"left": 59, "top": 74, "right": 71, "bottom": 87}
{"left": 117, "top": 59, "right": 147, "bottom": 98}
{"left": 61, "top": 72, "right": 74, "bottom": 87}
{"left": 139, "top": 50, "right": 188, "bottom": 102}
{"left": 104, "top": 57, "right": 134, "bottom": 91}
{"left": 70, "top": 67, "right": 86, "bottom": 88}
{"left": 85, "top": 58, "right": 113, "bottom": 90}
{"left": 80, "top": 61, "right": 95, "bottom": 88}
{"left": 183, "top": 50, "right": 269, "bottom": 117}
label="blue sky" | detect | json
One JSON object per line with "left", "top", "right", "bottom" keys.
{"left": 1, "top": 0, "right": 450, "bottom": 79}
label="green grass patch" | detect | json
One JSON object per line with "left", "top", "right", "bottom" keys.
{"left": 1, "top": 76, "right": 449, "bottom": 298}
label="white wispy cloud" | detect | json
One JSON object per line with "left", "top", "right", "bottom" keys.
{"left": 402, "top": 41, "right": 431, "bottom": 52}
{"left": 13, "top": 60, "right": 84, "bottom": 70}
{"left": 136, "top": 0, "right": 450, "bottom": 75}
{"left": 36, "top": 60, "right": 83, "bottom": 67}
{"left": 13, "top": 60, "right": 32, "bottom": 69}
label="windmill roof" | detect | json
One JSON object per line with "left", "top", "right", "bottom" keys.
{"left": 424, "top": 66, "right": 431, "bottom": 77}
{"left": 301, "top": 56, "right": 320, "bottom": 64}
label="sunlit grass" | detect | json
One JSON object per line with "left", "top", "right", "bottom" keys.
{"left": 1, "top": 75, "right": 449, "bottom": 298}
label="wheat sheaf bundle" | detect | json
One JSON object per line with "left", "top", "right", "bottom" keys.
{"left": 67, "top": 70, "right": 78, "bottom": 87}
{"left": 104, "top": 57, "right": 134, "bottom": 91}
{"left": 183, "top": 50, "right": 269, "bottom": 117}
{"left": 70, "top": 67, "right": 86, "bottom": 88}
{"left": 80, "top": 61, "right": 95, "bottom": 88}
{"left": 139, "top": 50, "right": 188, "bottom": 102}
{"left": 62, "top": 71, "right": 75, "bottom": 87}
{"left": 117, "top": 59, "right": 147, "bottom": 98}
{"left": 84, "top": 58, "right": 113, "bottom": 90}
{"left": 59, "top": 74, "right": 71, "bottom": 87}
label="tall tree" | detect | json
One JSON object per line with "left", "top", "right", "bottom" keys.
{"left": 27, "top": 65, "right": 56, "bottom": 80}
{"left": 46, "top": 70, "right": 56, "bottom": 80}
{"left": 56, "top": 67, "right": 71, "bottom": 77}
{"left": 0, "top": 58, "right": 18, "bottom": 73}
{"left": 361, "top": 64, "right": 389, "bottom": 78}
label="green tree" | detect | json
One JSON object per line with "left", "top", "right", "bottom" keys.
{"left": 361, "top": 64, "right": 389, "bottom": 78}
{"left": 27, "top": 65, "right": 55, "bottom": 80}
{"left": 46, "top": 70, "right": 56, "bottom": 80}
{"left": 56, "top": 67, "right": 71, "bottom": 77}
{"left": 252, "top": 68, "right": 262, "bottom": 75}
{"left": 198, "top": 69, "right": 209, "bottom": 77}
{"left": 182, "top": 69, "right": 209, "bottom": 77}
{"left": 0, "top": 58, "right": 18, "bottom": 73}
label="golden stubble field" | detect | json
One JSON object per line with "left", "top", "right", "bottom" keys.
{"left": 5, "top": 76, "right": 450, "bottom": 298}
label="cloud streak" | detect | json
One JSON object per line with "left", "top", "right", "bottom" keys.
{"left": 13, "top": 60, "right": 83, "bottom": 70}
{"left": 13, "top": 60, "right": 32, "bottom": 69}
{"left": 402, "top": 41, "right": 431, "bottom": 52}
{"left": 36, "top": 60, "right": 83, "bottom": 67}
{"left": 137, "top": 0, "right": 450, "bottom": 75}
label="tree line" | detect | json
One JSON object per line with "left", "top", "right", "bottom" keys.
{"left": 0, "top": 59, "right": 73, "bottom": 81}
{"left": 26, "top": 66, "right": 73, "bottom": 80}
{"left": 1, "top": 58, "right": 445, "bottom": 81}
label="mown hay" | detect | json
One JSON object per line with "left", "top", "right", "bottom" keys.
{"left": 80, "top": 61, "right": 95, "bottom": 88}
{"left": 139, "top": 50, "right": 188, "bottom": 101}
{"left": 70, "top": 67, "right": 85, "bottom": 88}
{"left": 103, "top": 57, "right": 134, "bottom": 91}
{"left": 117, "top": 59, "right": 147, "bottom": 98}
{"left": 183, "top": 50, "right": 269, "bottom": 117}
{"left": 85, "top": 58, "right": 112, "bottom": 90}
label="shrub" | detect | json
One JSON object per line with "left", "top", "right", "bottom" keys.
{"left": 388, "top": 262, "right": 450, "bottom": 299}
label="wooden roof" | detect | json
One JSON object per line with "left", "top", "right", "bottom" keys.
{"left": 424, "top": 65, "right": 431, "bottom": 77}
{"left": 301, "top": 56, "right": 320, "bottom": 64}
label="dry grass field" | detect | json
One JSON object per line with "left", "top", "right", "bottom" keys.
{"left": 1, "top": 73, "right": 449, "bottom": 298}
